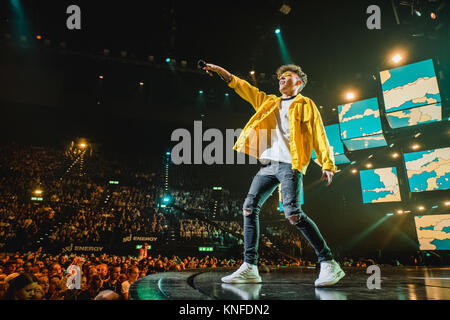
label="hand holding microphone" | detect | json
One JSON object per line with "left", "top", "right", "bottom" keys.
{"left": 198, "top": 59, "right": 212, "bottom": 76}
{"left": 198, "top": 60, "right": 232, "bottom": 83}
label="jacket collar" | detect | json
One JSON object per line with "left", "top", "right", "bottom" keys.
{"left": 277, "top": 93, "right": 305, "bottom": 103}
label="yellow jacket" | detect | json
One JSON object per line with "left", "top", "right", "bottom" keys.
{"left": 228, "top": 75, "right": 337, "bottom": 175}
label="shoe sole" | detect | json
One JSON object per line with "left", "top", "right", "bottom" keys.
{"left": 221, "top": 277, "right": 262, "bottom": 284}
{"left": 314, "top": 270, "right": 345, "bottom": 287}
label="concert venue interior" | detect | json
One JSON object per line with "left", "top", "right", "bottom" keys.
{"left": 0, "top": 0, "right": 449, "bottom": 306}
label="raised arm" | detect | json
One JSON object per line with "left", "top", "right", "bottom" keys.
{"left": 203, "top": 63, "right": 272, "bottom": 112}
{"left": 202, "top": 63, "right": 233, "bottom": 83}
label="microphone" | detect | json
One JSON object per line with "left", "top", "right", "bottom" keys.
{"left": 197, "top": 59, "right": 207, "bottom": 69}
{"left": 198, "top": 59, "right": 214, "bottom": 77}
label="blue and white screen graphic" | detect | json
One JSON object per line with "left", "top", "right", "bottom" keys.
{"left": 386, "top": 103, "right": 442, "bottom": 129}
{"left": 338, "top": 97, "right": 387, "bottom": 151}
{"left": 414, "top": 214, "right": 450, "bottom": 251}
{"left": 359, "top": 167, "right": 401, "bottom": 203}
{"left": 404, "top": 147, "right": 450, "bottom": 193}
{"left": 380, "top": 59, "right": 443, "bottom": 129}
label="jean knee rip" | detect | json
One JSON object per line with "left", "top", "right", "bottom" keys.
{"left": 286, "top": 214, "right": 300, "bottom": 225}
{"left": 243, "top": 196, "right": 256, "bottom": 216}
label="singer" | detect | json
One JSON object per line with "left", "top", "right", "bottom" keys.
{"left": 202, "top": 63, "right": 345, "bottom": 287}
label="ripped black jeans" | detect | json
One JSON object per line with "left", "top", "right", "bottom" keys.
{"left": 242, "top": 161, "right": 333, "bottom": 265}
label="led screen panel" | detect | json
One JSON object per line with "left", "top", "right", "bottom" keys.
{"left": 341, "top": 134, "right": 387, "bottom": 151}
{"left": 404, "top": 147, "right": 450, "bottom": 192}
{"left": 380, "top": 59, "right": 441, "bottom": 113}
{"left": 338, "top": 97, "right": 383, "bottom": 140}
{"left": 414, "top": 214, "right": 450, "bottom": 250}
{"left": 359, "top": 167, "right": 401, "bottom": 203}
{"left": 338, "top": 97, "right": 387, "bottom": 151}
{"left": 386, "top": 103, "right": 442, "bottom": 129}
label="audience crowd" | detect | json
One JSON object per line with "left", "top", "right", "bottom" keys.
{"left": 0, "top": 144, "right": 305, "bottom": 255}
{"left": 0, "top": 249, "right": 308, "bottom": 300}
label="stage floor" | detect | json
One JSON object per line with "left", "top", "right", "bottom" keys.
{"left": 129, "top": 266, "right": 450, "bottom": 300}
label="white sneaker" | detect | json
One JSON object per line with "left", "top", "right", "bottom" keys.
{"left": 314, "top": 260, "right": 345, "bottom": 287}
{"left": 221, "top": 262, "right": 262, "bottom": 284}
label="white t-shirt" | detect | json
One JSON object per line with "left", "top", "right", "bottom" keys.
{"left": 260, "top": 98, "right": 294, "bottom": 164}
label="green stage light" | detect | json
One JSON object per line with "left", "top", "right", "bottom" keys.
{"left": 275, "top": 28, "right": 292, "bottom": 64}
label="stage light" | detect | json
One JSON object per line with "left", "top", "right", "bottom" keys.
{"left": 34, "top": 189, "right": 43, "bottom": 195}
{"left": 386, "top": 213, "right": 394, "bottom": 216}
{"left": 250, "top": 70, "right": 256, "bottom": 76}
{"left": 199, "top": 90, "right": 204, "bottom": 94}
{"left": 366, "top": 163, "right": 373, "bottom": 168}
{"left": 36, "top": 35, "right": 42, "bottom": 40}
{"left": 392, "top": 153, "right": 399, "bottom": 158}
{"left": 418, "top": 206, "right": 425, "bottom": 211}
{"left": 412, "top": 144, "right": 420, "bottom": 150}
{"left": 225, "top": 93, "right": 229, "bottom": 97}
{"left": 99, "top": 75, "right": 103, "bottom": 79}
{"left": 392, "top": 54, "right": 402, "bottom": 64}
{"left": 415, "top": 10, "right": 422, "bottom": 17}
{"left": 165, "top": 58, "right": 171, "bottom": 63}
{"left": 389, "top": 143, "right": 395, "bottom": 148}
{"left": 346, "top": 92, "right": 355, "bottom": 100}
{"left": 431, "top": 12, "right": 437, "bottom": 20}
{"left": 79, "top": 143, "right": 87, "bottom": 148}
{"left": 139, "top": 82, "right": 144, "bottom": 86}
{"left": 432, "top": 205, "right": 439, "bottom": 209}
{"left": 445, "top": 201, "right": 450, "bottom": 206}
{"left": 397, "top": 210, "right": 403, "bottom": 214}
{"left": 275, "top": 27, "right": 292, "bottom": 64}
{"left": 279, "top": 4, "right": 291, "bottom": 15}
{"left": 351, "top": 169, "right": 358, "bottom": 174}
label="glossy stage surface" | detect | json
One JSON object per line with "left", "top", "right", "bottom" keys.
{"left": 129, "top": 266, "right": 450, "bottom": 300}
